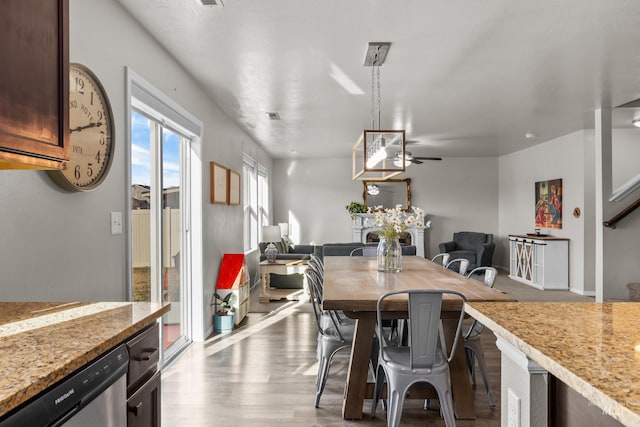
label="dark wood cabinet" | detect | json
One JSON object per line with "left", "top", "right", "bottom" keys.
{"left": 0, "top": 0, "right": 69, "bottom": 170}
{"left": 128, "top": 371, "right": 161, "bottom": 427}
{"left": 126, "top": 323, "right": 161, "bottom": 427}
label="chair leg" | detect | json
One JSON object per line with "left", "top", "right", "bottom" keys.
{"left": 314, "top": 354, "right": 330, "bottom": 408}
{"left": 383, "top": 369, "right": 411, "bottom": 427}
{"left": 474, "top": 346, "right": 496, "bottom": 408}
{"left": 370, "top": 364, "right": 385, "bottom": 417}
{"left": 465, "top": 347, "right": 477, "bottom": 388}
{"left": 431, "top": 373, "right": 456, "bottom": 427}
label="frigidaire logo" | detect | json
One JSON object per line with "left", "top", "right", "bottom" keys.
{"left": 54, "top": 388, "right": 75, "bottom": 405}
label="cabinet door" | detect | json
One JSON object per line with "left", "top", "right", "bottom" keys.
{"left": 513, "top": 239, "right": 533, "bottom": 282}
{"left": 0, "top": 0, "right": 69, "bottom": 169}
{"left": 127, "top": 370, "right": 161, "bottom": 427}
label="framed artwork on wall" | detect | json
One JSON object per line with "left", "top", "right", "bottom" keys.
{"left": 535, "top": 178, "right": 563, "bottom": 229}
{"left": 210, "top": 162, "right": 228, "bottom": 204}
{"left": 227, "top": 169, "right": 241, "bottom": 205}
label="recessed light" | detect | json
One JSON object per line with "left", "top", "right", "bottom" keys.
{"left": 632, "top": 118, "right": 640, "bottom": 128}
{"left": 525, "top": 132, "right": 537, "bottom": 139}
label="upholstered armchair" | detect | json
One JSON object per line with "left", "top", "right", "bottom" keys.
{"left": 438, "top": 231, "right": 495, "bottom": 270}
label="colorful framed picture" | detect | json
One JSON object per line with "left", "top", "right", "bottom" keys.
{"left": 534, "top": 178, "right": 563, "bottom": 229}
{"left": 210, "top": 162, "right": 228, "bottom": 204}
{"left": 227, "top": 169, "right": 240, "bottom": 205}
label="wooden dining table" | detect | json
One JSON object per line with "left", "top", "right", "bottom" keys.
{"left": 321, "top": 256, "right": 513, "bottom": 420}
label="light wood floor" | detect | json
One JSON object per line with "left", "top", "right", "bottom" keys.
{"left": 161, "top": 299, "right": 501, "bottom": 426}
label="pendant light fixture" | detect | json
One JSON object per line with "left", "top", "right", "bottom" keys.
{"left": 352, "top": 42, "right": 406, "bottom": 181}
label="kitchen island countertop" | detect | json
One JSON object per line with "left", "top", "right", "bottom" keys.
{"left": 0, "top": 301, "right": 170, "bottom": 417}
{"left": 465, "top": 301, "right": 640, "bottom": 427}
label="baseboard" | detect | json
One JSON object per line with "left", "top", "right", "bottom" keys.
{"left": 570, "top": 288, "right": 596, "bottom": 297}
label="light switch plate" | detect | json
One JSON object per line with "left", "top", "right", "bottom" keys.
{"left": 111, "top": 212, "right": 122, "bottom": 235}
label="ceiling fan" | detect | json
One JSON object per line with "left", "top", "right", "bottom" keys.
{"left": 393, "top": 151, "right": 442, "bottom": 166}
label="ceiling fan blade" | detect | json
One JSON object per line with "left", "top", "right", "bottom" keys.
{"left": 411, "top": 158, "right": 423, "bottom": 164}
{"left": 413, "top": 156, "right": 442, "bottom": 161}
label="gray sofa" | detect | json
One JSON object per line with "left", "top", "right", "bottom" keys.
{"left": 438, "top": 231, "right": 495, "bottom": 270}
{"left": 316, "top": 242, "right": 417, "bottom": 260}
{"left": 259, "top": 241, "right": 418, "bottom": 262}
{"left": 258, "top": 242, "right": 315, "bottom": 262}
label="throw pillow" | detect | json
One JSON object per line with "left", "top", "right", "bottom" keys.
{"left": 282, "top": 235, "right": 295, "bottom": 253}
{"left": 275, "top": 239, "right": 287, "bottom": 254}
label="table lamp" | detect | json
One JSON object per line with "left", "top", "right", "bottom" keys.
{"left": 262, "top": 225, "right": 281, "bottom": 263}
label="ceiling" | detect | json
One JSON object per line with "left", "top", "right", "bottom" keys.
{"left": 117, "top": 0, "right": 640, "bottom": 160}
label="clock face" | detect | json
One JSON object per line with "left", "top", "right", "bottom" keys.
{"left": 48, "top": 64, "right": 114, "bottom": 191}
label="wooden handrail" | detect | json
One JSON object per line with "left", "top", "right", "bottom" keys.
{"left": 603, "top": 197, "right": 640, "bottom": 229}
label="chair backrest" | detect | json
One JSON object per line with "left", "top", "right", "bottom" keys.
{"left": 453, "top": 231, "right": 493, "bottom": 250}
{"left": 463, "top": 267, "right": 498, "bottom": 340}
{"left": 349, "top": 246, "right": 377, "bottom": 256}
{"left": 304, "top": 268, "right": 325, "bottom": 332}
{"left": 376, "top": 290, "right": 467, "bottom": 369}
{"left": 305, "top": 268, "right": 346, "bottom": 340}
{"left": 467, "top": 266, "right": 497, "bottom": 288}
{"left": 446, "top": 258, "right": 469, "bottom": 275}
{"left": 431, "top": 253, "right": 450, "bottom": 266}
{"left": 308, "top": 254, "right": 324, "bottom": 279}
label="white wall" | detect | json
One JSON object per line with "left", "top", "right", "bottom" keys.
{"left": 272, "top": 157, "right": 499, "bottom": 259}
{"left": 498, "top": 131, "right": 586, "bottom": 293}
{"left": 499, "top": 129, "right": 640, "bottom": 298}
{"left": 612, "top": 128, "right": 640, "bottom": 189}
{"left": 0, "top": 0, "right": 270, "bottom": 338}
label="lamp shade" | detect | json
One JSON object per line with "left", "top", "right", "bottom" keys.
{"left": 278, "top": 222, "right": 290, "bottom": 236}
{"left": 261, "top": 225, "right": 281, "bottom": 243}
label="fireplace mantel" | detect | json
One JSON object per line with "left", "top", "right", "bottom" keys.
{"left": 351, "top": 213, "right": 426, "bottom": 257}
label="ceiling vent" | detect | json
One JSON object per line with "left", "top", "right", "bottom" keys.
{"left": 199, "top": 0, "right": 224, "bottom": 6}
{"left": 266, "top": 112, "right": 280, "bottom": 120}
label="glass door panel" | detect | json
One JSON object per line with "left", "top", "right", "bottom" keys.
{"left": 161, "top": 128, "right": 183, "bottom": 352}
{"left": 131, "top": 109, "right": 190, "bottom": 363}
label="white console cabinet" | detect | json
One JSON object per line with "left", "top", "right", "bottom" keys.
{"left": 508, "top": 235, "right": 569, "bottom": 290}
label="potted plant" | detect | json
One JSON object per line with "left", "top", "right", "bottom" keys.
{"left": 212, "top": 292, "right": 237, "bottom": 333}
{"left": 345, "top": 201, "right": 367, "bottom": 219}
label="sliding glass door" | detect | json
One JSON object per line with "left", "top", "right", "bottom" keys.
{"left": 131, "top": 109, "right": 191, "bottom": 362}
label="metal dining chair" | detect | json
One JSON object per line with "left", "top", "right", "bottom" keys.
{"left": 445, "top": 258, "right": 469, "bottom": 276}
{"left": 305, "top": 267, "right": 354, "bottom": 408}
{"left": 463, "top": 266, "right": 497, "bottom": 408}
{"left": 349, "top": 246, "right": 378, "bottom": 256}
{"left": 371, "top": 290, "right": 467, "bottom": 427}
{"left": 431, "top": 253, "right": 450, "bottom": 266}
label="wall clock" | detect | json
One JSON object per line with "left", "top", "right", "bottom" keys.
{"left": 48, "top": 63, "right": 114, "bottom": 191}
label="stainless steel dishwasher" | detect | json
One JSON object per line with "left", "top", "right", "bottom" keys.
{"left": 0, "top": 344, "right": 128, "bottom": 427}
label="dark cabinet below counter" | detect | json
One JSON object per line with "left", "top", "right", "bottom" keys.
{"left": 126, "top": 322, "right": 161, "bottom": 427}
{"left": 0, "top": 0, "right": 70, "bottom": 170}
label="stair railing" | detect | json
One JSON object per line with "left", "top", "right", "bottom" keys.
{"left": 603, "top": 197, "right": 640, "bottom": 229}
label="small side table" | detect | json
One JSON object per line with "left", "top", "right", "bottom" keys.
{"left": 259, "top": 259, "right": 308, "bottom": 303}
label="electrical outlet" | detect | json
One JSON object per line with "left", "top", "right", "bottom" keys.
{"left": 111, "top": 212, "right": 122, "bottom": 235}
{"left": 507, "top": 388, "right": 521, "bottom": 427}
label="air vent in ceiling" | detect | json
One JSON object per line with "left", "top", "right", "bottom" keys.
{"left": 266, "top": 112, "right": 280, "bottom": 120}
{"left": 199, "top": 0, "right": 224, "bottom": 6}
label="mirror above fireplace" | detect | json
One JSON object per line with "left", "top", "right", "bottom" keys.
{"left": 362, "top": 178, "right": 411, "bottom": 210}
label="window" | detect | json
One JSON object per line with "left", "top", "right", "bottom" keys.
{"left": 243, "top": 155, "right": 269, "bottom": 252}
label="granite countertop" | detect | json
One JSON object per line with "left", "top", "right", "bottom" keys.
{"left": 466, "top": 302, "right": 640, "bottom": 427}
{"left": 0, "top": 301, "right": 170, "bottom": 418}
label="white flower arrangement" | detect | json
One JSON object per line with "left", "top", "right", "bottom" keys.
{"left": 369, "top": 205, "right": 425, "bottom": 239}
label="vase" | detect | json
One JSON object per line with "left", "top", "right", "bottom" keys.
{"left": 377, "top": 236, "right": 402, "bottom": 272}
{"left": 214, "top": 314, "right": 234, "bottom": 334}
